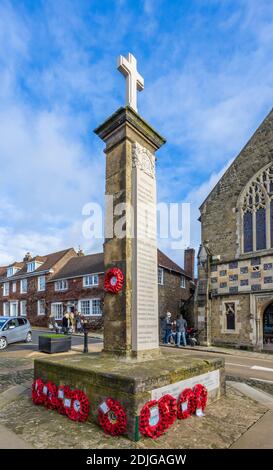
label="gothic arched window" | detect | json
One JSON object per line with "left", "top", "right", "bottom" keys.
{"left": 240, "top": 163, "right": 273, "bottom": 253}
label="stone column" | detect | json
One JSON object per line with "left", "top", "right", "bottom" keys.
{"left": 94, "top": 106, "right": 165, "bottom": 358}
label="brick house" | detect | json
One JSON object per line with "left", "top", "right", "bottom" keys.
{"left": 0, "top": 247, "right": 195, "bottom": 329}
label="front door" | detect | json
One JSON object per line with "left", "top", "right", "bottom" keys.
{"left": 263, "top": 303, "right": 273, "bottom": 350}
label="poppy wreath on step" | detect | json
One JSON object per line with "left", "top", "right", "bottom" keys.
{"left": 98, "top": 398, "right": 127, "bottom": 436}
{"left": 193, "top": 384, "right": 208, "bottom": 413}
{"left": 32, "top": 378, "right": 46, "bottom": 405}
{"left": 66, "top": 390, "right": 90, "bottom": 422}
{"left": 177, "top": 388, "right": 195, "bottom": 419}
{"left": 57, "top": 385, "right": 72, "bottom": 415}
{"left": 45, "top": 381, "right": 59, "bottom": 410}
{"left": 104, "top": 267, "right": 124, "bottom": 294}
{"left": 158, "top": 394, "right": 177, "bottom": 429}
{"left": 139, "top": 399, "right": 168, "bottom": 439}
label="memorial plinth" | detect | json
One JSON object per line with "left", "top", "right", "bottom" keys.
{"left": 34, "top": 84, "right": 225, "bottom": 440}
{"left": 34, "top": 350, "right": 225, "bottom": 440}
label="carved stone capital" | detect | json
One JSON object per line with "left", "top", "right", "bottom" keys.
{"left": 132, "top": 142, "right": 155, "bottom": 179}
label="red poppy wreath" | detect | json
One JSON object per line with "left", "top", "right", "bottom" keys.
{"left": 104, "top": 267, "right": 124, "bottom": 294}
{"left": 177, "top": 388, "right": 195, "bottom": 419}
{"left": 32, "top": 378, "right": 46, "bottom": 405}
{"left": 66, "top": 389, "right": 90, "bottom": 422}
{"left": 45, "top": 381, "right": 59, "bottom": 410}
{"left": 158, "top": 394, "right": 177, "bottom": 429}
{"left": 98, "top": 398, "right": 127, "bottom": 436}
{"left": 139, "top": 399, "right": 168, "bottom": 439}
{"left": 193, "top": 384, "right": 208, "bottom": 414}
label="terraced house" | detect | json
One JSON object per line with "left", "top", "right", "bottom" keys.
{"left": 0, "top": 247, "right": 195, "bottom": 328}
{"left": 196, "top": 108, "right": 273, "bottom": 351}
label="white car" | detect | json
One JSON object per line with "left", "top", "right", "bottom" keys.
{"left": 0, "top": 317, "right": 32, "bottom": 350}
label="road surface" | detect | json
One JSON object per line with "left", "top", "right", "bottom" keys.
{"left": 2, "top": 328, "right": 101, "bottom": 352}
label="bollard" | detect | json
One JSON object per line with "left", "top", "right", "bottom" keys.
{"left": 83, "top": 329, "right": 89, "bottom": 353}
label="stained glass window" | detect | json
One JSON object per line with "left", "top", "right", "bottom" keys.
{"left": 256, "top": 207, "right": 266, "bottom": 250}
{"left": 241, "top": 163, "right": 273, "bottom": 253}
{"left": 243, "top": 212, "right": 253, "bottom": 253}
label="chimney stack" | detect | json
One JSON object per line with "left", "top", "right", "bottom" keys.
{"left": 184, "top": 248, "right": 195, "bottom": 280}
{"left": 77, "top": 247, "right": 85, "bottom": 257}
{"left": 23, "top": 252, "right": 32, "bottom": 262}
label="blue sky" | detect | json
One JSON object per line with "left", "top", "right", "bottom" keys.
{"left": 1, "top": 0, "right": 273, "bottom": 268}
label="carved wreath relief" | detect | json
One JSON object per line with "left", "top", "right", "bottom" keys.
{"left": 132, "top": 142, "right": 155, "bottom": 179}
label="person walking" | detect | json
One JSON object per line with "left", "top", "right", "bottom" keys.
{"left": 69, "top": 311, "right": 75, "bottom": 333}
{"left": 62, "top": 312, "right": 69, "bottom": 334}
{"left": 163, "top": 312, "right": 173, "bottom": 344}
{"left": 76, "top": 313, "right": 83, "bottom": 333}
{"left": 176, "top": 314, "right": 187, "bottom": 347}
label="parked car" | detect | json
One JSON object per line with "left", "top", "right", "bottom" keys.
{"left": 0, "top": 317, "right": 32, "bottom": 350}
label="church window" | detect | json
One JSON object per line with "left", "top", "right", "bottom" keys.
{"left": 240, "top": 279, "right": 249, "bottom": 286}
{"left": 211, "top": 277, "right": 217, "bottom": 284}
{"left": 225, "top": 303, "right": 235, "bottom": 330}
{"left": 220, "top": 282, "right": 227, "bottom": 288}
{"left": 220, "top": 270, "right": 227, "bottom": 276}
{"left": 264, "top": 276, "right": 273, "bottom": 284}
{"left": 240, "top": 163, "right": 273, "bottom": 253}
{"left": 251, "top": 257, "right": 261, "bottom": 266}
{"left": 229, "top": 274, "right": 238, "bottom": 281}
{"left": 211, "top": 265, "right": 217, "bottom": 272}
{"left": 264, "top": 263, "right": 273, "bottom": 270}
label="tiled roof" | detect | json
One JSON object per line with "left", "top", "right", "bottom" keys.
{"left": 49, "top": 249, "right": 190, "bottom": 281}
{"left": 158, "top": 249, "right": 189, "bottom": 277}
{"left": 0, "top": 248, "right": 74, "bottom": 281}
{"left": 49, "top": 253, "right": 104, "bottom": 281}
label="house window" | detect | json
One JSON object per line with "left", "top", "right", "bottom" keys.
{"left": 51, "top": 302, "right": 63, "bottom": 320}
{"left": 38, "top": 276, "right": 46, "bottom": 291}
{"left": 180, "top": 276, "right": 186, "bottom": 288}
{"left": 158, "top": 267, "right": 164, "bottom": 285}
{"left": 79, "top": 299, "right": 102, "bottom": 316}
{"left": 12, "top": 282, "right": 16, "bottom": 293}
{"left": 7, "top": 267, "right": 14, "bottom": 277}
{"left": 37, "top": 300, "right": 45, "bottom": 316}
{"left": 54, "top": 280, "right": 68, "bottom": 291}
{"left": 92, "top": 299, "right": 102, "bottom": 315}
{"left": 3, "top": 283, "right": 9, "bottom": 296}
{"left": 225, "top": 303, "right": 235, "bottom": 330}
{"left": 240, "top": 163, "right": 273, "bottom": 253}
{"left": 10, "top": 301, "right": 18, "bottom": 316}
{"left": 20, "top": 279, "right": 28, "bottom": 294}
{"left": 83, "top": 274, "right": 99, "bottom": 287}
{"left": 20, "top": 300, "right": 27, "bottom": 317}
{"left": 3, "top": 302, "right": 9, "bottom": 316}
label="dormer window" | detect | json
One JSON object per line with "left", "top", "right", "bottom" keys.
{"left": 7, "top": 266, "right": 19, "bottom": 277}
{"left": 27, "top": 261, "right": 42, "bottom": 273}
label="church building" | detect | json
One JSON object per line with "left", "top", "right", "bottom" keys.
{"left": 196, "top": 108, "right": 273, "bottom": 351}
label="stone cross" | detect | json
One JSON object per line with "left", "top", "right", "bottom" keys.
{"left": 117, "top": 53, "right": 144, "bottom": 112}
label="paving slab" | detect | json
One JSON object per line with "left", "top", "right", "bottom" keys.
{"left": 231, "top": 411, "right": 273, "bottom": 449}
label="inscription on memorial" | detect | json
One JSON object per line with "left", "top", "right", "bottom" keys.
{"left": 132, "top": 142, "right": 158, "bottom": 351}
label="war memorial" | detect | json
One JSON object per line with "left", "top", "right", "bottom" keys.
{"left": 34, "top": 53, "right": 225, "bottom": 441}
